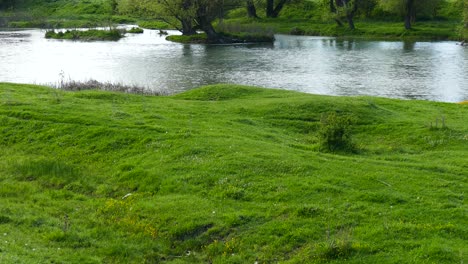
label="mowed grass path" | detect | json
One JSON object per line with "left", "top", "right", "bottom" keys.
{"left": 0, "top": 83, "right": 466, "bottom": 263}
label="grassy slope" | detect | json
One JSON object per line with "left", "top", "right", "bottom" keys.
{"left": 0, "top": 83, "right": 467, "bottom": 263}
{"left": 0, "top": 0, "right": 134, "bottom": 28}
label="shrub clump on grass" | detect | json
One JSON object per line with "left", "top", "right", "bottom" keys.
{"left": 166, "top": 34, "right": 208, "bottom": 44}
{"left": 127, "top": 27, "right": 144, "bottom": 34}
{"left": 318, "top": 111, "right": 355, "bottom": 152}
{"left": 45, "top": 29, "right": 124, "bottom": 41}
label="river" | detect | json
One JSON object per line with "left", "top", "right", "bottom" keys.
{"left": 0, "top": 27, "right": 467, "bottom": 102}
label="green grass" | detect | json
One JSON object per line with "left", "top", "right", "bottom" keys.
{"left": 166, "top": 34, "right": 209, "bottom": 44}
{"left": 219, "top": 18, "right": 461, "bottom": 40}
{"left": 166, "top": 32, "right": 274, "bottom": 44}
{"left": 0, "top": 83, "right": 467, "bottom": 263}
{"left": 127, "top": 27, "right": 143, "bottom": 34}
{"left": 45, "top": 29, "right": 124, "bottom": 41}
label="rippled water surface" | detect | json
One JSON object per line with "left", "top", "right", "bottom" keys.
{"left": 1, "top": 28, "right": 467, "bottom": 102}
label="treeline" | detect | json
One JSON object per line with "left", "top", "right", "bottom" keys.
{"left": 116, "top": 0, "right": 467, "bottom": 41}
{"left": 1, "top": 0, "right": 467, "bottom": 41}
{"left": 465, "top": 0, "right": 468, "bottom": 40}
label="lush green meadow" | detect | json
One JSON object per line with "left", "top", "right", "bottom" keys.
{"left": 0, "top": 83, "right": 466, "bottom": 263}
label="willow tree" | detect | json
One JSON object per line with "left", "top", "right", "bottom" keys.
{"left": 246, "top": 0, "right": 259, "bottom": 18}
{"left": 266, "top": 0, "right": 290, "bottom": 18}
{"left": 378, "top": 0, "right": 442, "bottom": 29}
{"left": 157, "top": 0, "right": 239, "bottom": 43}
{"left": 155, "top": 0, "right": 198, "bottom": 35}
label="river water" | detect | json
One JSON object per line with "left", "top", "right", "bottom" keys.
{"left": 0, "top": 27, "right": 467, "bottom": 102}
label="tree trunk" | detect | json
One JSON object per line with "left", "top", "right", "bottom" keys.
{"left": 266, "top": 0, "right": 274, "bottom": 18}
{"left": 465, "top": 0, "right": 468, "bottom": 29}
{"left": 346, "top": 14, "right": 355, "bottom": 30}
{"left": 266, "top": 0, "right": 289, "bottom": 18}
{"left": 272, "top": 0, "right": 288, "bottom": 18}
{"left": 181, "top": 18, "right": 197, "bottom": 36}
{"left": 198, "top": 17, "right": 220, "bottom": 42}
{"left": 345, "top": 0, "right": 357, "bottom": 30}
{"left": 195, "top": 9, "right": 228, "bottom": 44}
{"left": 330, "top": 0, "right": 343, "bottom": 27}
{"left": 404, "top": 0, "right": 414, "bottom": 30}
{"left": 246, "top": 0, "right": 259, "bottom": 18}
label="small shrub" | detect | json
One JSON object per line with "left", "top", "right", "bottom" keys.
{"left": 127, "top": 27, "right": 144, "bottom": 34}
{"left": 45, "top": 29, "right": 124, "bottom": 41}
{"left": 428, "top": 116, "right": 447, "bottom": 130}
{"left": 0, "top": 215, "right": 12, "bottom": 224}
{"left": 295, "top": 205, "right": 320, "bottom": 217}
{"left": 313, "top": 228, "right": 355, "bottom": 261}
{"left": 54, "top": 79, "right": 166, "bottom": 96}
{"left": 166, "top": 34, "right": 208, "bottom": 44}
{"left": 318, "top": 112, "right": 354, "bottom": 152}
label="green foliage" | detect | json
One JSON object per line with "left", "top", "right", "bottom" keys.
{"left": 465, "top": 0, "right": 468, "bottom": 31}
{"left": 127, "top": 26, "right": 143, "bottom": 33}
{"left": 319, "top": 112, "right": 355, "bottom": 152}
{"left": 0, "top": 83, "right": 467, "bottom": 263}
{"left": 138, "top": 20, "right": 170, "bottom": 29}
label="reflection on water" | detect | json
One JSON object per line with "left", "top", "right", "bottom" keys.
{"left": 0, "top": 29, "right": 467, "bottom": 102}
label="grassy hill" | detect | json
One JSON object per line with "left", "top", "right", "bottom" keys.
{"left": 0, "top": 83, "right": 466, "bottom": 263}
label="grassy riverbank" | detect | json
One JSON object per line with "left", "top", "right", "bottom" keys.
{"left": 166, "top": 32, "right": 275, "bottom": 44}
{"left": 0, "top": 0, "right": 462, "bottom": 41}
{"left": 218, "top": 18, "right": 461, "bottom": 40}
{"left": 0, "top": 83, "right": 467, "bottom": 263}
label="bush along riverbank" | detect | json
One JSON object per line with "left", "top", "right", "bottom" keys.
{"left": 0, "top": 83, "right": 466, "bottom": 263}
{"left": 45, "top": 28, "right": 124, "bottom": 41}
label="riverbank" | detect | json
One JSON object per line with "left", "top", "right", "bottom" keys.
{"left": 218, "top": 18, "right": 462, "bottom": 41}
{"left": 0, "top": 83, "right": 466, "bottom": 263}
{"left": 166, "top": 32, "right": 275, "bottom": 44}
{"left": 0, "top": 11, "right": 461, "bottom": 41}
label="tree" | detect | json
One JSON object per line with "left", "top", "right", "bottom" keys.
{"left": 156, "top": 0, "right": 198, "bottom": 36}
{"left": 377, "top": 0, "right": 443, "bottom": 29}
{"left": 403, "top": 0, "right": 414, "bottom": 29}
{"left": 464, "top": 0, "right": 468, "bottom": 41}
{"left": 266, "top": 0, "right": 290, "bottom": 18}
{"left": 246, "top": 0, "right": 259, "bottom": 18}
{"left": 157, "top": 0, "right": 239, "bottom": 43}
{"left": 330, "top": 0, "right": 358, "bottom": 29}
{"left": 465, "top": 0, "right": 468, "bottom": 28}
